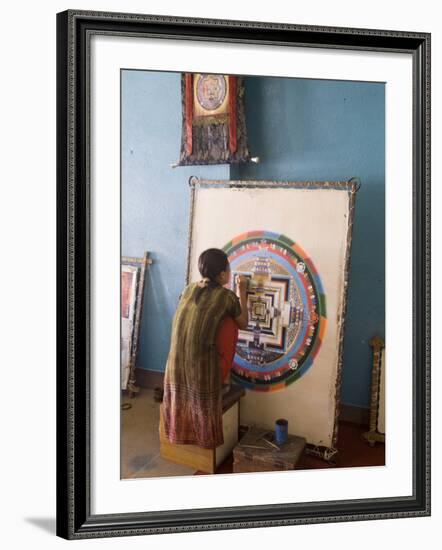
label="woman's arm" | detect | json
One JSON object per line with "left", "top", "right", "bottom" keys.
{"left": 234, "top": 275, "right": 249, "bottom": 330}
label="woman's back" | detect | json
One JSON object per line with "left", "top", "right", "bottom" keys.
{"left": 161, "top": 281, "right": 241, "bottom": 448}
{"left": 171, "top": 282, "right": 240, "bottom": 354}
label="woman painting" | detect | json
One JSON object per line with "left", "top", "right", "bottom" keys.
{"left": 160, "top": 248, "right": 249, "bottom": 449}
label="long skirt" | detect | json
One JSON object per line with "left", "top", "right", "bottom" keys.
{"left": 160, "top": 316, "right": 239, "bottom": 449}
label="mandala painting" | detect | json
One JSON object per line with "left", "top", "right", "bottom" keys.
{"left": 223, "top": 230, "right": 326, "bottom": 392}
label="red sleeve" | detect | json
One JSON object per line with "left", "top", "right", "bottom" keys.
{"left": 227, "top": 290, "right": 242, "bottom": 318}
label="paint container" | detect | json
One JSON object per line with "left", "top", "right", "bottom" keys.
{"left": 275, "top": 418, "right": 288, "bottom": 445}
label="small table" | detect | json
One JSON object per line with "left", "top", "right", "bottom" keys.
{"left": 233, "top": 426, "right": 306, "bottom": 473}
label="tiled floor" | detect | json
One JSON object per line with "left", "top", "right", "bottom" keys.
{"left": 121, "top": 388, "right": 385, "bottom": 479}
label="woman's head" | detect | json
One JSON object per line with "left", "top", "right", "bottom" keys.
{"left": 198, "top": 248, "right": 231, "bottom": 286}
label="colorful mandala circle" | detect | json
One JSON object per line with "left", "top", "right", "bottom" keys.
{"left": 222, "top": 230, "right": 326, "bottom": 392}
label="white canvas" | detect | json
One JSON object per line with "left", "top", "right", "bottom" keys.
{"left": 188, "top": 181, "right": 354, "bottom": 448}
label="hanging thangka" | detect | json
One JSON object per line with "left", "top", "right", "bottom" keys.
{"left": 178, "top": 73, "right": 251, "bottom": 165}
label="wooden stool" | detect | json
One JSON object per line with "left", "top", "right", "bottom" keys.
{"left": 233, "top": 426, "right": 306, "bottom": 473}
{"left": 159, "top": 385, "right": 245, "bottom": 474}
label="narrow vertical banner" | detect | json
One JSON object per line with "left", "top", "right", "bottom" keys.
{"left": 185, "top": 73, "right": 193, "bottom": 156}
{"left": 228, "top": 75, "right": 237, "bottom": 154}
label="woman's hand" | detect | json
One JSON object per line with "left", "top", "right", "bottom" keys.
{"left": 236, "top": 275, "right": 248, "bottom": 295}
{"left": 234, "top": 275, "right": 249, "bottom": 330}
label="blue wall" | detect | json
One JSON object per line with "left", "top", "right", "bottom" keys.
{"left": 122, "top": 70, "right": 228, "bottom": 380}
{"left": 122, "top": 70, "right": 385, "bottom": 408}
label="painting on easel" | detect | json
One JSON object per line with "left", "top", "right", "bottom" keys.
{"left": 120, "top": 253, "right": 151, "bottom": 397}
{"left": 186, "top": 179, "right": 357, "bottom": 453}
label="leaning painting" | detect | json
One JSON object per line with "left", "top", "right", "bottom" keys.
{"left": 121, "top": 70, "right": 385, "bottom": 478}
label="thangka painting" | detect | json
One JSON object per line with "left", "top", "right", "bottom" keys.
{"left": 120, "top": 253, "right": 151, "bottom": 393}
{"left": 121, "top": 265, "right": 139, "bottom": 390}
{"left": 177, "top": 74, "right": 251, "bottom": 165}
{"left": 186, "top": 179, "right": 357, "bottom": 449}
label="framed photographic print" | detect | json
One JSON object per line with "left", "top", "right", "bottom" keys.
{"left": 56, "top": 9, "right": 430, "bottom": 539}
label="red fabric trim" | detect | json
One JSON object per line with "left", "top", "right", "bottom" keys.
{"left": 185, "top": 73, "right": 193, "bottom": 155}
{"left": 228, "top": 76, "right": 237, "bottom": 154}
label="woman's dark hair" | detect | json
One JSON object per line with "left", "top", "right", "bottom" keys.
{"left": 194, "top": 248, "right": 229, "bottom": 303}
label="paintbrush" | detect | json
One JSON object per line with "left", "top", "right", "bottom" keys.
{"left": 240, "top": 444, "right": 269, "bottom": 450}
{"left": 261, "top": 437, "right": 280, "bottom": 450}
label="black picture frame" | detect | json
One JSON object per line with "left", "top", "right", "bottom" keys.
{"left": 56, "top": 9, "right": 431, "bottom": 540}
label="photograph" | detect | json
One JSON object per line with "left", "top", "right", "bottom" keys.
{"left": 120, "top": 70, "right": 386, "bottom": 479}
{"left": 55, "top": 8, "right": 430, "bottom": 539}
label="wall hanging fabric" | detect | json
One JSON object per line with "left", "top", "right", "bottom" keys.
{"left": 178, "top": 74, "right": 251, "bottom": 165}
{"left": 186, "top": 178, "right": 358, "bottom": 450}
